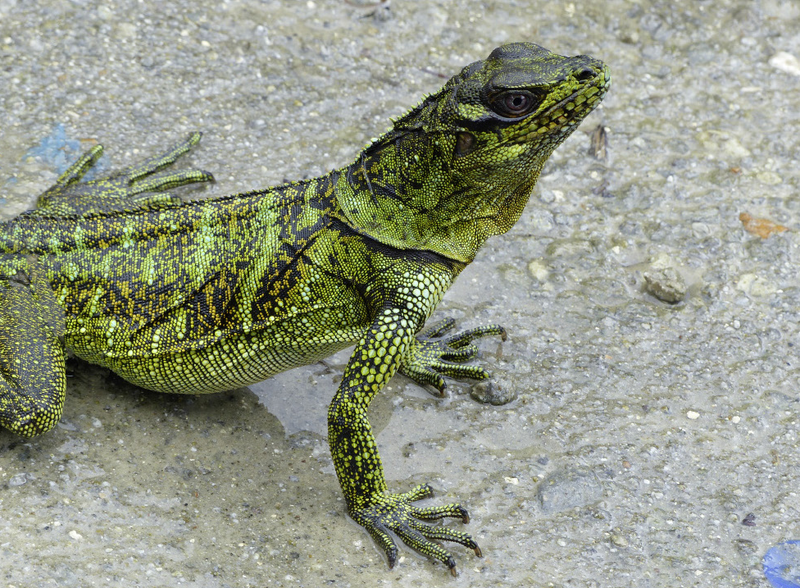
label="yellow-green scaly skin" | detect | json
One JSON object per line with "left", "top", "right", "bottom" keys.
{"left": 0, "top": 43, "right": 609, "bottom": 574}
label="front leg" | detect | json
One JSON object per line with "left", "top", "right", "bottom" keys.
{"left": 328, "top": 305, "right": 481, "bottom": 575}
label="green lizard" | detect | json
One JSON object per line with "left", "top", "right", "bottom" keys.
{"left": 0, "top": 43, "right": 609, "bottom": 574}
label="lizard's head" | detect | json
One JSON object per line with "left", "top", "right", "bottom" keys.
{"left": 443, "top": 42, "right": 609, "bottom": 181}
{"left": 337, "top": 43, "right": 610, "bottom": 263}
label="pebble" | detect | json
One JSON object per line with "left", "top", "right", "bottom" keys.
{"left": 528, "top": 259, "right": 549, "bottom": 281}
{"left": 643, "top": 265, "right": 687, "bottom": 303}
{"left": 610, "top": 532, "right": 629, "bottom": 548}
{"left": 470, "top": 380, "right": 517, "bottom": 405}
{"left": 769, "top": 52, "right": 800, "bottom": 77}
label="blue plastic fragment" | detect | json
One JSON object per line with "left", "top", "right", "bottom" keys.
{"left": 24, "top": 124, "right": 106, "bottom": 178}
{"left": 764, "top": 541, "right": 800, "bottom": 588}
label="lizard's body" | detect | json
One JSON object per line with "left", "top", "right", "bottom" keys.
{"left": 3, "top": 172, "right": 377, "bottom": 394}
{"left": 0, "top": 43, "right": 609, "bottom": 574}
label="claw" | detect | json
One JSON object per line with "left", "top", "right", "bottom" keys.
{"left": 386, "top": 545, "right": 398, "bottom": 569}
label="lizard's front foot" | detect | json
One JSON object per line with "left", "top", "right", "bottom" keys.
{"left": 351, "top": 484, "right": 481, "bottom": 576}
{"left": 400, "top": 318, "right": 507, "bottom": 395}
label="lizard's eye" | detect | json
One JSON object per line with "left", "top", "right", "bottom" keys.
{"left": 490, "top": 91, "right": 540, "bottom": 118}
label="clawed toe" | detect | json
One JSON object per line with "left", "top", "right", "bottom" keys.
{"left": 350, "top": 485, "right": 481, "bottom": 573}
{"left": 399, "top": 319, "right": 506, "bottom": 394}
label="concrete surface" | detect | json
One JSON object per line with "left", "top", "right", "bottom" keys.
{"left": 1, "top": 0, "right": 799, "bottom": 586}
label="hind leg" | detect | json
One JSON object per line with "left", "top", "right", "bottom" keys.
{"left": 32, "top": 132, "right": 214, "bottom": 217}
{"left": 0, "top": 261, "right": 67, "bottom": 437}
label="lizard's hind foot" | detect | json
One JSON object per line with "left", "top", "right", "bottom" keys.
{"left": 33, "top": 132, "right": 214, "bottom": 216}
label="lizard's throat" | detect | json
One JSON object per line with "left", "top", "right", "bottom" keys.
{"left": 331, "top": 161, "right": 541, "bottom": 264}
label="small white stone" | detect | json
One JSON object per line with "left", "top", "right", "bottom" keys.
{"left": 686, "top": 410, "right": 700, "bottom": 420}
{"left": 528, "top": 259, "right": 549, "bottom": 281}
{"left": 769, "top": 52, "right": 800, "bottom": 76}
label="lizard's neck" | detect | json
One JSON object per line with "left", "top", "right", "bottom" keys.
{"left": 332, "top": 131, "right": 541, "bottom": 264}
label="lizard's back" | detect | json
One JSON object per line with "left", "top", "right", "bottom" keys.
{"left": 0, "top": 171, "right": 371, "bottom": 393}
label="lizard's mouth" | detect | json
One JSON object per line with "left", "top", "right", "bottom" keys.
{"left": 513, "top": 65, "right": 611, "bottom": 145}
{"left": 542, "top": 67, "right": 610, "bottom": 127}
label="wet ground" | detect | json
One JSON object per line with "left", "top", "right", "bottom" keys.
{"left": 1, "top": 0, "right": 799, "bottom": 586}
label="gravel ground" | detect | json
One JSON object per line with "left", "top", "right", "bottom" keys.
{"left": 1, "top": 0, "right": 799, "bottom": 587}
